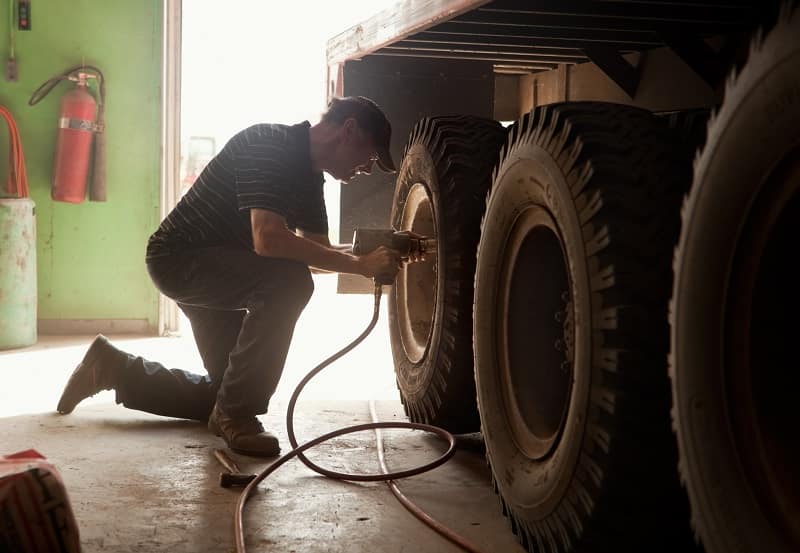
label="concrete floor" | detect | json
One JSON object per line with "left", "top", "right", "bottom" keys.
{"left": 0, "top": 275, "right": 526, "bottom": 553}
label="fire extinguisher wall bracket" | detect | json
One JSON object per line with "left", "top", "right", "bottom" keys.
{"left": 91, "top": 106, "right": 107, "bottom": 202}
{"left": 28, "top": 65, "right": 107, "bottom": 203}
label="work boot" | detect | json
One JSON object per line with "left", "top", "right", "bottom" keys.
{"left": 56, "top": 334, "right": 122, "bottom": 414}
{"left": 207, "top": 403, "right": 280, "bottom": 458}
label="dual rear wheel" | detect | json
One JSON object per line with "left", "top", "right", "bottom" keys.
{"left": 391, "top": 103, "right": 696, "bottom": 552}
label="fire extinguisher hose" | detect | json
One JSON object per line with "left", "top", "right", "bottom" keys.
{"left": 28, "top": 65, "right": 106, "bottom": 201}
{"left": 0, "top": 106, "right": 29, "bottom": 198}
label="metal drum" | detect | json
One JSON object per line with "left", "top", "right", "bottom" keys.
{"left": 0, "top": 198, "right": 37, "bottom": 349}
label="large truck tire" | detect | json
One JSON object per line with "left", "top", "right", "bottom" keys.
{"left": 670, "top": 4, "right": 800, "bottom": 553}
{"left": 659, "top": 108, "right": 711, "bottom": 155}
{"left": 473, "top": 102, "right": 697, "bottom": 552}
{"left": 389, "top": 115, "right": 506, "bottom": 433}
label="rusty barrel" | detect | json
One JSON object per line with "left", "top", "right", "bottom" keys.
{"left": 0, "top": 198, "right": 37, "bottom": 349}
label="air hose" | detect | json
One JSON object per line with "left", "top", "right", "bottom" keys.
{"left": 234, "top": 284, "right": 486, "bottom": 553}
{"left": 0, "top": 106, "right": 28, "bottom": 198}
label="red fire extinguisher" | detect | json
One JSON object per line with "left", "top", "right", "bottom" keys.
{"left": 29, "top": 66, "right": 107, "bottom": 203}
{"left": 52, "top": 73, "right": 96, "bottom": 203}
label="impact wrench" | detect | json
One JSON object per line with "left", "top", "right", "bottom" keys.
{"left": 230, "top": 230, "right": 487, "bottom": 553}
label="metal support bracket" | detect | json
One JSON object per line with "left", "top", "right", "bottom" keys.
{"left": 659, "top": 33, "right": 726, "bottom": 89}
{"left": 582, "top": 45, "right": 641, "bottom": 99}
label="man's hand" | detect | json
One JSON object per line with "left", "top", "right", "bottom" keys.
{"left": 358, "top": 246, "right": 402, "bottom": 281}
{"left": 251, "top": 209, "right": 408, "bottom": 278}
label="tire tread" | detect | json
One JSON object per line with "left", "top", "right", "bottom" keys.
{"left": 481, "top": 102, "right": 696, "bottom": 552}
{"left": 392, "top": 115, "right": 507, "bottom": 432}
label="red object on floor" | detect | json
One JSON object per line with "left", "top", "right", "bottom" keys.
{"left": 0, "top": 449, "right": 81, "bottom": 553}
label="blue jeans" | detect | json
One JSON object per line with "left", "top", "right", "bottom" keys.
{"left": 113, "top": 247, "right": 313, "bottom": 420}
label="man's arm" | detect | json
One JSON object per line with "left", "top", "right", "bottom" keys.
{"left": 251, "top": 208, "right": 398, "bottom": 278}
{"left": 296, "top": 230, "right": 351, "bottom": 273}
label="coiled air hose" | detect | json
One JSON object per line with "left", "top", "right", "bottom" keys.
{"left": 1, "top": 106, "right": 28, "bottom": 198}
{"left": 234, "top": 283, "right": 486, "bottom": 553}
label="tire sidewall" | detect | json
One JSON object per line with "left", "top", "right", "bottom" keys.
{"left": 389, "top": 143, "right": 446, "bottom": 400}
{"left": 475, "top": 138, "right": 592, "bottom": 516}
{"left": 672, "top": 23, "right": 800, "bottom": 553}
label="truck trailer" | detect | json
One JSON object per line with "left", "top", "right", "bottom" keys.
{"left": 326, "top": 2, "right": 799, "bottom": 552}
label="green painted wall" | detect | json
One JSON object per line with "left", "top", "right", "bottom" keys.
{"left": 0, "top": 0, "right": 162, "bottom": 331}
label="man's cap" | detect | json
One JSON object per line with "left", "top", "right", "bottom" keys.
{"left": 325, "top": 96, "right": 396, "bottom": 173}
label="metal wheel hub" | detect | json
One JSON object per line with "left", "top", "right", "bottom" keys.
{"left": 727, "top": 152, "right": 800, "bottom": 547}
{"left": 498, "top": 205, "right": 573, "bottom": 460}
{"left": 397, "top": 183, "right": 437, "bottom": 364}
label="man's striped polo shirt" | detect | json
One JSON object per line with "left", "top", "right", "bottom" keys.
{"left": 146, "top": 121, "right": 327, "bottom": 259}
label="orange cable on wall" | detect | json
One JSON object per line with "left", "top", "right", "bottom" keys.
{"left": 0, "top": 106, "right": 29, "bottom": 198}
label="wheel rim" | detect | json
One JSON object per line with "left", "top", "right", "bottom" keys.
{"left": 397, "top": 183, "right": 437, "bottom": 364}
{"left": 498, "top": 205, "right": 573, "bottom": 460}
{"left": 727, "top": 149, "right": 800, "bottom": 547}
